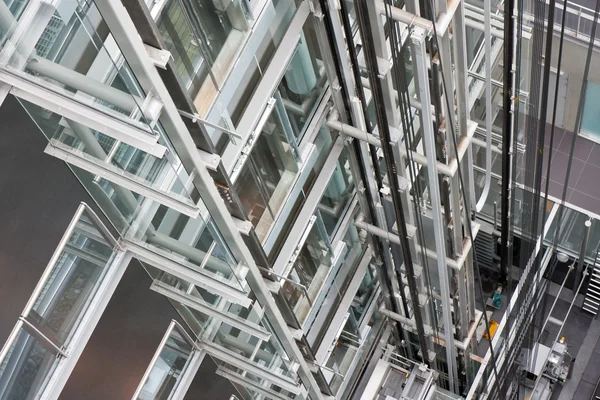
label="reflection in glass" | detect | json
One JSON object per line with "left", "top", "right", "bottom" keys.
{"left": 318, "top": 150, "right": 354, "bottom": 237}
{"left": 282, "top": 223, "right": 332, "bottom": 324}
{"left": 0, "top": 326, "right": 58, "bottom": 400}
{"left": 136, "top": 326, "right": 194, "bottom": 400}
{"left": 1, "top": 0, "right": 156, "bottom": 126}
{"left": 234, "top": 113, "right": 299, "bottom": 241}
{"left": 18, "top": 99, "right": 193, "bottom": 204}
{"left": 29, "top": 212, "right": 116, "bottom": 346}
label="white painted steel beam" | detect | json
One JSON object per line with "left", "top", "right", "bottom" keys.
{"left": 44, "top": 140, "right": 198, "bottom": 218}
{"left": 201, "top": 341, "right": 302, "bottom": 395}
{"left": 150, "top": 280, "right": 271, "bottom": 341}
{"left": 0, "top": 68, "right": 166, "bottom": 158}
{"left": 124, "top": 240, "right": 252, "bottom": 308}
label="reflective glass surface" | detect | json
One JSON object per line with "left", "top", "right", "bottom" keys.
{"left": 136, "top": 327, "right": 194, "bottom": 400}
{"left": 28, "top": 210, "right": 117, "bottom": 346}
{"left": 0, "top": 326, "right": 59, "bottom": 400}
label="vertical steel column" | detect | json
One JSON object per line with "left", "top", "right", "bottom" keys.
{"left": 411, "top": 27, "right": 459, "bottom": 392}
{"left": 475, "top": 0, "right": 493, "bottom": 213}
{"left": 437, "top": 5, "right": 470, "bottom": 384}
{"left": 453, "top": 0, "right": 477, "bottom": 326}
{"left": 500, "top": 0, "right": 515, "bottom": 284}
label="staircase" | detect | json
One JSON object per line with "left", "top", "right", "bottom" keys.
{"left": 583, "top": 249, "right": 600, "bottom": 315}
{"left": 474, "top": 222, "right": 497, "bottom": 271}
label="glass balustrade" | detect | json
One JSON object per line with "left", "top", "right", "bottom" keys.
{"left": 0, "top": 204, "right": 120, "bottom": 400}
{"left": 18, "top": 98, "right": 195, "bottom": 205}
{"left": 0, "top": 324, "right": 60, "bottom": 400}
{"left": 134, "top": 321, "right": 197, "bottom": 400}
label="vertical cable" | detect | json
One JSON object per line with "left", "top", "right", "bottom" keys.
{"left": 354, "top": 0, "right": 431, "bottom": 366}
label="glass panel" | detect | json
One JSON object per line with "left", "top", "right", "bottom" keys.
{"left": 136, "top": 324, "right": 195, "bottom": 400}
{"left": 0, "top": 326, "right": 59, "bottom": 400}
{"left": 234, "top": 112, "right": 299, "bottom": 241}
{"left": 322, "top": 318, "right": 361, "bottom": 395}
{"left": 282, "top": 223, "right": 334, "bottom": 325}
{"left": 211, "top": 315, "right": 297, "bottom": 382}
{"left": 277, "top": 16, "right": 328, "bottom": 142}
{"left": 1, "top": 0, "right": 156, "bottom": 128}
{"left": 26, "top": 209, "right": 117, "bottom": 346}
{"left": 215, "top": 360, "right": 298, "bottom": 399}
{"left": 173, "top": 0, "right": 249, "bottom": 114}
{"left": 582, "top": 81, "right": 600, "bottom": 138}
{"left": 318, "top": 149, "right": 354, "bottom": 237}
{"left": 61, "top": 159, "right": 245, "bottom": 291}
{"left": 17, "top": 99, "right": 195, "bottom": 203}
{"left": 138, "top": 204, "right": 244, "bottom": 290}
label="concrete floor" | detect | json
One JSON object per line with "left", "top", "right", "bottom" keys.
{"left": 0, "top": 95, "right": 235, "bottom": 398}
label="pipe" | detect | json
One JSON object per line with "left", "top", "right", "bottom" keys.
{"left": 326, "top": 112, "right": 456, "bottom": 176}
{"left": 475, "top": 0, "right": 493, "bottom": 213}
{"left": 360, "top": 76, "right": 422, "bottom": 110}
{"left": 27, "top": 58, "right": 144, "bottom": 114}
{"left": 0, "top": 2, "right": 160, "bottom": 118}
{"left": 378, "top": 307, "right": 434, "bottom": 337}
{"left": 354, "top": 214, "right": 403, "bottom": 246}
{"left": 355, "top": 213, "right": 471, "bottom": 270}
{"left": 379, "top": 307, "right": 479, "bottom": 351}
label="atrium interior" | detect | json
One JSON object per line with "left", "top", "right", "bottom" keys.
{"left": 1, "top": 0, "right": 600, "bottom": 398}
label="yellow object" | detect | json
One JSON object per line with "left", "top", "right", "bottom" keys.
{"left": 483, "top": 320, "right": 499, "bottom": 340}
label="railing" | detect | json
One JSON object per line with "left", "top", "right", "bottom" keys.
{"left": 523, "top": 0, "right": 600, "bottom": 46}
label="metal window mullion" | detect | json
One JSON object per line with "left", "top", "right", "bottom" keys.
{"left": 274, "top": 91, "right": 302, "bottom": 162}
{"left": 272, "top": 136, "right": 345, "bottom": 276}
{"left": 302, "top": 241, "right": 348, "bottom": 331}
{"left": 313, "top": 246, "right": 372, "bottom": 363}
{"left": 215, "top": 366, "right": 291, "bottom": 400}
{"left": 222, "top": 1, "right": 310, "bottom": 174}
{"left": 20, "top": 204, "right": 86, "bottom": 317}
{"left": 44, "top": 140, "right": 199, "bottom": 218}
{"left": 262, "top": 143, "right": 318, "bottom": 253}
{"left": 38, "top": 251, "right": 132, "bottom": 400}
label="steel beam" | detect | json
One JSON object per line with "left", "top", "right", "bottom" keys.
{"left": 124, "top": 240, "right": 252, "bottom": 308}
{"left": 44, "top": 140, "right": 198, "bottom": 218}
{"left": 151, "top": 281, "right": 271, "bottom": 341}
{"left": 1, "top": 68, "right": 166, "bottom": 157}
